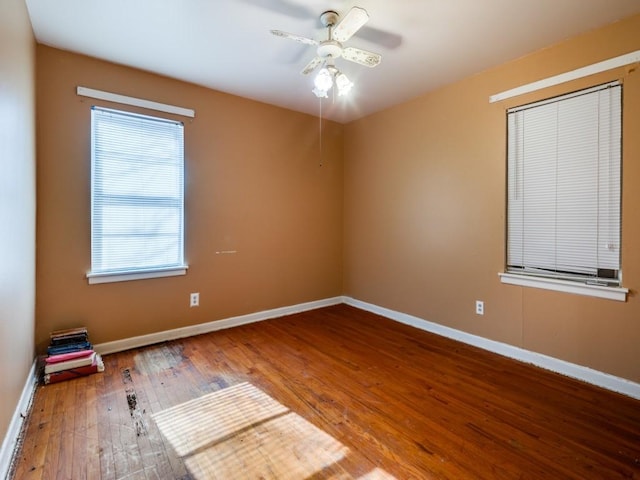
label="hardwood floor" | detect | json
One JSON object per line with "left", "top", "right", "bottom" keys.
{"left": 10, "top": 304, "right": 640, "bottom": 479}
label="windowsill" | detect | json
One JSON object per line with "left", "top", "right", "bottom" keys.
{"left": 499, "top": 272, "right": 628, "bottom": 302}
{"left": 87, "top": 266, "right": 188, "bottom": 284}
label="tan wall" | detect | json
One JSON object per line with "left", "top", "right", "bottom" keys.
{"left": 0, "top": 0, "right": 36, "bottom": 447}
{"left": 31, "top": 12, "right": 640, "bottom": 389}
{"left": 344, "top": 14, "right": 640, "bottom": 383}
{"left": 35, "top": 46, "right": 344, "bottom": 352}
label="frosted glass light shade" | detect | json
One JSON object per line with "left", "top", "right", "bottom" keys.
{"left": 313, "top": 68, "right": 332, "bottom": 98}
{"left": 336, "top": 73, "right": 353, "bottom": 96}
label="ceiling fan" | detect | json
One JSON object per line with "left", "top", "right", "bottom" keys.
{"left": 270, "top": 7, "right": 382, "bottom": 98}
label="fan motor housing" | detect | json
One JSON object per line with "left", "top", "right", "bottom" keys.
{"left": 317, "top": 40, "right": 342, "bottom": 59}
{"left": 320, "top": 10, "right": 339, "bottom": 27}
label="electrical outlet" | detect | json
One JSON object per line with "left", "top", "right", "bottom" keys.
{"left": 190, "top": 292, "right": 199, "bottom": 307}
{"left": 475, "top": 300, "right": 484, "bottom": 315}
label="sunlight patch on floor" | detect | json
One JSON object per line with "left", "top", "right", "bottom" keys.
{"left": 357, "top": 468, "right": 399, "bottom": 479}
{"left": 152, "top": 382, "right": 398, "bottom": 479}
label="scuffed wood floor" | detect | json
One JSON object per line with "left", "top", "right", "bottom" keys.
{"left": 10, "top": 304, "right": 640, "bottom": 479}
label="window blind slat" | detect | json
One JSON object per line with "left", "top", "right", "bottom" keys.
{"left": 91, "top": 107, "right": 185, "bottom": 275}
{"left": 506, "top": 82, "right": 621, "bottom": 282}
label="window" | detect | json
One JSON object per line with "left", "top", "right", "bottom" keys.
{"left": 503, "top": 81, "right": 624, "bottom": 298}
{"left": 87, "top": 106, "right": 186, "bottom": 284}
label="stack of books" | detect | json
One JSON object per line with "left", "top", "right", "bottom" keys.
{"left": 44, "top": 327, "right": 104, "bottom": 384}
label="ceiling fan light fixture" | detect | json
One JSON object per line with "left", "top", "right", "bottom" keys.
{"left": 271, "top": 6, "right": 381, "bottom": 101}
{"left": 313, "top": 67, "right": 333, "bottom": 98}
{"left": 312, "top": 65, "right": 353, "bottom": 98}
{"left": 336, "top": 72, "right": 353, "bottom": 96}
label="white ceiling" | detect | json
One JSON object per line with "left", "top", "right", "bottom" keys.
{"left": 25, "top": 0, "right": 640, "bottom": 123}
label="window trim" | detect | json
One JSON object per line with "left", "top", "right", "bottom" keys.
{"left": 503, "top": 81, "right": 625, "bottom": 300}
{"left": 499, "top": 272, "right": 628, "bottom": 302}
{"left": 87, "top": 266, "right": 188, "bottom": 285}
{"left": 77, "top": 86, "right": 195, "bottom": 118}
{"left": 87, "top": 106, "right": 187, "bottom": 284}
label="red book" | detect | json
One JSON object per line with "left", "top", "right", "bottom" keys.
{"left": 44, "top": 351, "right": 96, "bottom": 374}
{"left": 44, "top": 365, "right": 98, "bottom": 384}
{"left": 43, "top": 354, "right": 104, "bottom": 384}
{"left": 45, "top": 349, "right": 94, "bottom": 364}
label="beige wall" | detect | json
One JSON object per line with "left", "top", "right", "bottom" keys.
{"left": 344, "top": 14, "right": 640, "bottom": 383}
{"left": 0, "top": 0, "right": 36, "bottom": 448}
{"left": 35, "top": 46, "right": 344, "bottom": 352}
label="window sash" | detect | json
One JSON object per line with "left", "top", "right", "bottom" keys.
{"left": 506, "top": 82, "right": 621, "bottom": 283}
{"left": 91, "top": 107, "right": 185, "bottom": 276}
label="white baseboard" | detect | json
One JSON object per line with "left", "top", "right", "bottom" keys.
{"left": 0, "top": 361, "right": 37, "bottom": 480}
{"left": 95, "top": 296, "right": 344, "bottom": 356}
{"left": 93, "top": 294, "right": 640, "bottom": 400}
{"left": 344, "top": 297, "right": 640, "bottom": 400}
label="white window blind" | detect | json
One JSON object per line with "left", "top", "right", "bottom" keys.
{"left": 90, "top": 107, "right": 185, "bottom": 278}
{"left": 507, "top": 81, "right": 621, "bottom": 284}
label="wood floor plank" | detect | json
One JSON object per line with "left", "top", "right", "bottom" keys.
{"left": 10, "top": 305, "right": 640, "bottom": 479}
{"left": 84, "top": 378, "right": 101, "bottom": 479}
{"left": 94, "top": 364, "right": 117, "bottom": 480}
{"left": 115, "top": 352, "right": 146, "bottom": 479}
{"left": 129, "top": 349, "right": 178, "bottom": 479}
{"left": 40, "top": 385, "right": 65, "bottom": 480}
{"left": 133, "top": 345, "right": 191, "bottom": 480}
{"left": 11, "top": 379, "right": 55, "bottom": 479}
{"left": 71, "top": 377, "right": 88, "bottom": 480}
{"left": 55, "top": 379, "right": 77, "bottom": 480}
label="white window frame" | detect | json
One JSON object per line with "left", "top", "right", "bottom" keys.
{"left": 501, "top": 82, "right": 627, "bottom": 301}
{"left": 87, "top": 106, "right": 188, "bottom": 284}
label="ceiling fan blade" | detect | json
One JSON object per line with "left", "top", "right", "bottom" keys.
{"left": 341, "top": 47, "right": 382, "bottom": 68}
{"left": 301, "top": 56, "right": 323, "bottom": 75}
{"left": 333, "top": 7, "right": 369, "bottom": 42}
{"left": 270, "top": 30, "right": 318, "bottom": 46}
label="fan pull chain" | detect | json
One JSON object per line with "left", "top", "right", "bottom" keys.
{"left": 319, "top": 98, "right": 323, "bottom": 167}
